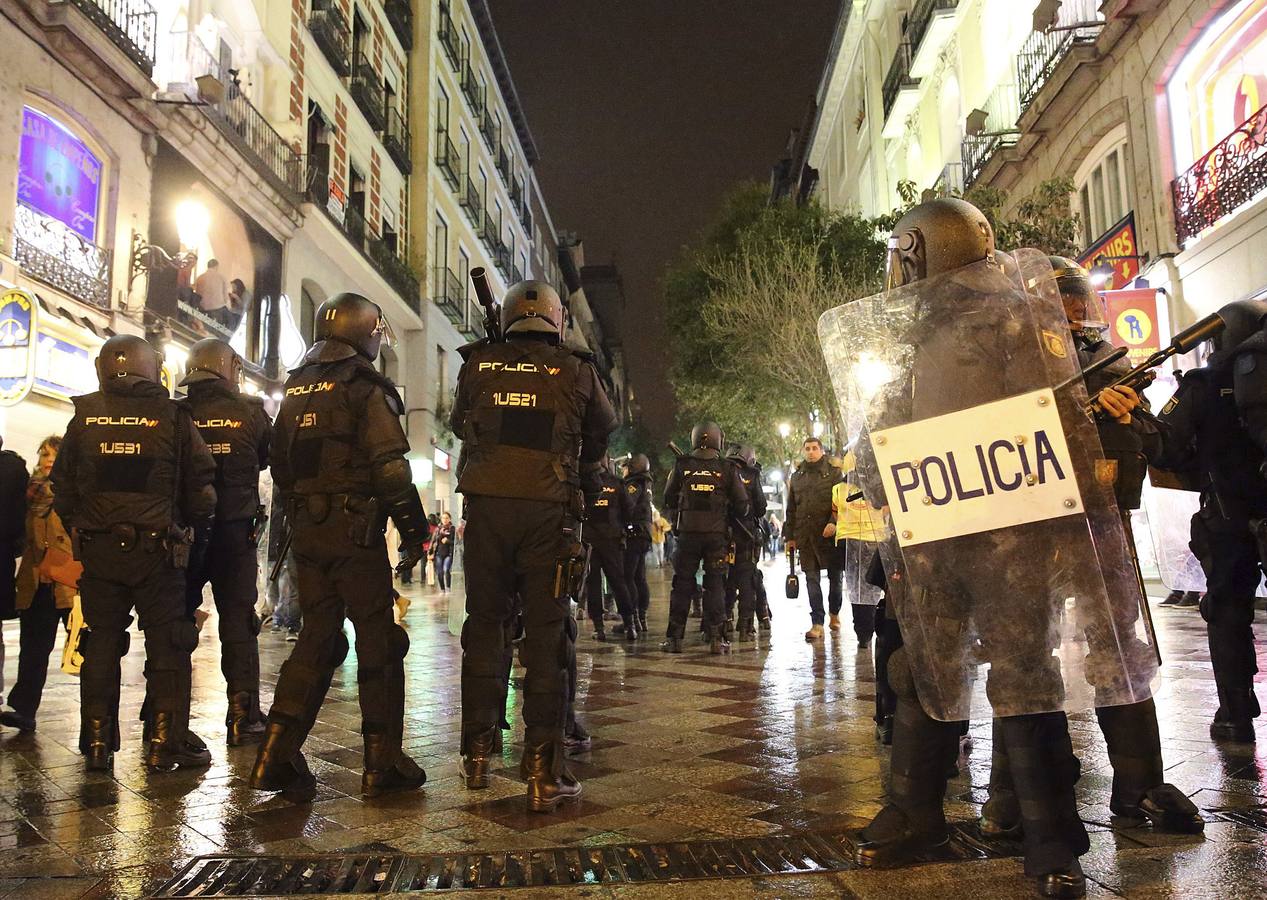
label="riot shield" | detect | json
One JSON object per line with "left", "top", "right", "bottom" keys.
{"left": 841, "top": 538, "right": 883, "bottom": 606}
{"left": 818, "top": 255, "right": 1159, "bottom": 721}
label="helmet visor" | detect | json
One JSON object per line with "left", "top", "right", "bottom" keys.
{"left": 884, "top": 236, "right": 906, "bottom": 291}
{"left": 373, "top": 314, "right": 397, "bottom": 350}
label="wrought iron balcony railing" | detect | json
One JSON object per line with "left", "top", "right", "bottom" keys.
{"left": 480, "top": 212, "right": 500, "bottom": 253}
{"left": 436, "top": 125, "right": 462, "bottom": 191}
{"left": 881, "top": 42, "right": 918, "bottom": 122}
{"left": 905, "top": 0, "right": 957, "bottom": 57}
{"left": 433, "top": 266, "right": 465, "bottom": 325}
{"left": 350, "top": 53, "right": 385, "bottom": 132}
{"left": 1172, "top": 101, "right": 1267, "bottom": 245}
{"left": 960, "top": 80, "right": 1020, "bottom": 189}
{"left": 459, "top": 177, "right": 482, "bottom": 227}
{"left": 369, "top": 237, "right": 420, "bottom": 312}
{"left": 12, "top": 204, "right": 111, "bottom": 309}
{"left": 384, "top": 0, "right": 412, "bottom": 52}
{"left": 509, "top": 177, "right": 524, "bottom": 210}
{"left": 309, "top": 0, "right": 351, "bottom": 77}
{"left": 461, "top": 59, "right": 484, "bottom": 117}
{"left": 510, "top": 263, "right": 523, "bottom": 286}
{"left": 495, "top": 245, "right": 512, "bottom": 278}
{"left": 495, "top": 145, "right": 511, "bottom": 182}
{"left": 344, "top": 204, "right": 367, "bottom": 247}
{"left": 479, "top": 109, "right": 499, "bottom": 151}
{"left": 437, "top": 3, "right": 461, "bottom": 70}
{"left": 61, "top": 0, "right": 157, "bottom": 75}
{"left": 460, "top": 300, "right": 484, "bottom": 340}
{"left": 384, "top": 107, "right": 411, "bottom": 174}
{"left": 1017, "top": 0, "right": 1104, "bottom": 112}
{"left": 520, "top": 204, "right": 532, "bottom": 232}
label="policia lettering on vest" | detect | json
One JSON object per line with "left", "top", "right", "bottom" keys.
{"left": 452, "top": 276, "right": 617, "bottom": 814}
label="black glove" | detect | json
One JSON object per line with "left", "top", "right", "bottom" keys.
{"left": 396, "top": 543, "right": 424, "bottom": 579}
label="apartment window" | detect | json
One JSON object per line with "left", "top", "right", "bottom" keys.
{"left": 352, "top": 7, "right": 369, "bottom": 61}
{"left": 459, "top": 25, "right": 471, "bottom": 63}
{"left": 519, "top": 251, "right": 528, "bottom": 278}
{"left": 494, "top": 200, "right": 503, "bottom": 229}
{"left": 477, "top": 166, "right": 488, "bottom": 204}
{"left": 437, "top": 81, "right": 449, "bottom": 129}
{"left": 434, "top": 213, "right": 449, "bottom": 272}
{"left": 457, "top": 247, "right": 470, "bottom": 299}
{"left": 381, "top": 205, "right": 399, "bottom": 255}
{"left": 1075, "top": 131, "right": 1130, "bottom": 245}
{"left": 459, "top": 126, "right": 470, "bottom": 170}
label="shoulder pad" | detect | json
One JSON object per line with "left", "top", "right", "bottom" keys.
{"left": 1236, "top": 354, "right": 1257, "bottom": 376}
{"left": 569, "top": 347, "right": 596, "bottom": 363}
{"left": 457, "top": 337, "right": 493, "bottom": 362}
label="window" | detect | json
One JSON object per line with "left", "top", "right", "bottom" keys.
{"left": 352, "top": 7, "right": 369, "bottom": 61}
{"left": 433, "top": 213, "right": 448, "bottom": 273}
{"left": 459, "top": 125, "right": 470, "bottom": 170}
{"left": 1074, "top": 129, "right": 1130, "bottom": 245}
{"left": 459, "top": 26, "right": 471, "bottom": 63}
{"left": 477, "top": 165, "right": 487, "bottom": 204}
{"left": 437, "top": 81, "right": 449, "bottom": 129}
{"left": 457, "top": 246, "right": 470, "bottom": 300}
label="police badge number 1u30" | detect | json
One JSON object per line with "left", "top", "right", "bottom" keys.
{"left": 869, "top": 388, "right": 1085, "bottom": 547}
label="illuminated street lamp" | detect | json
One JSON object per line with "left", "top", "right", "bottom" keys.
{"left": 778, "top": 422, "right": 791, "bottom": 438}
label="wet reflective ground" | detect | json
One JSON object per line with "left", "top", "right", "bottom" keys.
{"left": 0, "top": 559, "right": 1264, "bottom": 898}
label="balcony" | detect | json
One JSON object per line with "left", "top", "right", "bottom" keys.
{"left": 384, "top": 0, "right": 412, "bottom": 52}
{"left": 520, "top": 203, "right": 532, "bottom": 233}
{"left": 960, "top": 81, "right": 1021, "bottom": 189}
{"left": 437, "top": 3, "right": 461, "bottom": 70}
{"left": 1172, "top": 101, "right": 1267, "bottom": 245}
{"left": 435, "top": 126, "right": 462, "bottom": 191}
{"left": 479, "top": 109, "right": 499, "bottom": 152}
{"left": 369, "top": 238, "right": 420, "bottom": 312}
{"left": 12, "top": 203, "right": 111, "bottom": 309}
{"left": 480, "top": 212, "right": 500, "bottom": 253}
{"left": 309, "top": 0, "right": 351, "bottom": 77}
{"left": 907, "top": 0, "right": 958, "bottom": 79}
{"left": 881, "top": 42, "right": 919, "bottom": 138}
{"left": 933, "top": 162, "right": 963, "bottom": 197}
{"left": 61, "top": 0, "right": 157, "bottom": 75}
{"left": 495, "top": 245, "right": 512, "bottom": 279}
{"left": 1017, "top": 0, "right": 1104, "bottom": 112}
{"left": 350, "top": 53, "right": 385, "bottom": 132}
{"left": 458, "top": 177, "right": 482, "bottom": 227}
{"left": 432, "top": 266, "right": 465, "bottom": 326}
{"left": 344, "top": 204, "right": 367, "bottom": 247}
{"left": 383, "top": 107, "right": 411, "bottom": 175}
{"left": 509, "top": 177, "right": 524, "bottom": 212}
{"left": 495, "top": 145, "right": 510, "bottom": 182}
{"left": 459, "top": 299, "right": 483, "bottom": 340}
{"left": 510, "top": 263, "right": 524, "bottom": 286}
{"left": 460, "top": 60, "right": 484, "bottom": 118}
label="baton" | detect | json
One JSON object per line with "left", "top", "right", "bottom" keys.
{"left": 269, "top": 520, "right": 293, "bottom": 583}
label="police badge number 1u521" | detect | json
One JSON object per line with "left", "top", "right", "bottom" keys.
{"left": 870, "top": 388, "right": 1084, "bottom": 547}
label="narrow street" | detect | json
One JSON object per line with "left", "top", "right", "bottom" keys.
{"left": 0, "top": 560, "right": 1262, "bottom": 898}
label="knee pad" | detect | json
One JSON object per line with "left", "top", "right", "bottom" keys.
{"left": 390, "top": 624, "right": 409, "bottom": 661}
{"left": 887, "top": 647, "right": 919, "bottom": 701}
{"left": 80, "top": 627, "right": 131, "bottom": 659}
{"left": 329, "top": 631, "right": 350, "bottom": 667}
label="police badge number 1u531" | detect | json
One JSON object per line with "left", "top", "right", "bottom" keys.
{"left": 869, "top": 388, "right": 1085, "bottom": 547}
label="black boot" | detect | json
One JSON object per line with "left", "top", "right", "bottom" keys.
{"left": 1097, "top": 700, "right": 1203, "bottom": 833}
{"left": 226, "top": 691, "right": 266, "bottom": 747}
{"left": 637, "top": 611, "right": 648, "bottom": 633}
{"left": 250, "top": 719, "right": 316, "bottom": 795}
{"left": 82, "top": 716, "right": 115, "bottom": 772}
{"left": 661, "top": 634, "right": 683, "bottom": 653}
{"left": 620, "top": 615, "right": 638, "bottom": 641}
{"left": 1037, "top": 861, "right": 1086, "bottom": 898}
{"left": 855, "top": 805, "right": 949, "bottom": 868}
{"left": 146, "top": 712, "right": 212, "bottom": 771}
{"left": 460, "top": 726, "right": 498, "bottom": 789}
{"left": 591, "top": 619, "right": 606, "bottom": 642}
{"left": 980, "top": 719, "right": 1022, "bottom": 837}
{"left": 564, "top": 720, "right": 592, "bottom": 754}
{"left": 523, "top": 740, "right": 582, "bottom": 813}
{"left": 362, "top": 732, "right": 426, "bottom": 797}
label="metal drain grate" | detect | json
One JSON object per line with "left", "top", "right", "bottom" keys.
{"left": 152, "top": 823, "right": 1041, "bottom": 896}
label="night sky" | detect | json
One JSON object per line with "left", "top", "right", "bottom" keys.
{"left": 489, "top": 1, "right": 842, "bottom": 439}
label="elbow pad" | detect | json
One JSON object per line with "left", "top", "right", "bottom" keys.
{"left": 373, "top": 457, "right": 428, "bottom": 545}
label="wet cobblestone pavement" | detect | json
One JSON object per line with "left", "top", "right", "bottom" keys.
{"left": 0, "top": 560, "right": 1264, "bottom": 898}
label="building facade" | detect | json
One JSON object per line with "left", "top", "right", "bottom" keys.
{"left": 803, "top": 0, "right": 1267, "bottom": 352}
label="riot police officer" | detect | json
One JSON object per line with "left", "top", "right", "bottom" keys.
{"left": 52, "top": 334, "right": 217, "bottom": 772}
{"left": 178, "top": 338, "right": 272, "bottom": 746}
{"left": 453, "top": 280, "right": 616, "bottom": 813}
{"left": 980, "top": 260, "right": 1203, "bottom": 837}
{"left": 622, "top": 454, "right": 654, "bottom": 634}
{"left": 583, "top": 455, "right": 637, "bottom": 641}
{"left": 662, "top": 422, "right": 749, "bottom": 655}
{"left": 1158, "top": 297, "right": 1267, "bottom": 743}
{"left": 251, "top": 293, "right": 429, "bottom": 798}
{"left": 724, "top": 444, "right": 766, "bottom": 640}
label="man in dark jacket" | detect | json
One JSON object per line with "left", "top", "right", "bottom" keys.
{"left": 53, "top": 334, "right": 217, "bottom": 772}
{"left": 583, "top": 456, "right": 637, "bottom": 641}
{"left": 622, "top": 454, "right": 654, "bottom": 634}
{"left": 0, "top": 437, "right": 27, "bottom": 622}
{"left": 784, "top": 436, "right": 842, "bottom": 641}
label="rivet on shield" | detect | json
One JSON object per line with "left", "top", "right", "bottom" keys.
{"left": 901, "top": 530, "right": 912, "bottom": 540}
{"left": 1015, "top": 435, "right": 1027, "bottom": 445}
{"left": 1037, "top": 396, "right": 1049, "bottom": 406}
{"left": 1025, "top": 474, "right": 1038, "bottom": 485}
{"left": 1063, "top": 498, "right": 1076, "bottom": 508}
{"left": 921, "top": 495, "right": 932, "bottom": 506}
{"left": 875, "top": 436, "right": 887, "bottom": 446}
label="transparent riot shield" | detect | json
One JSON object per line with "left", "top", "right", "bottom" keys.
{"left": 818, "top": 254, "right": 1159, "bottom": 721}
{"left": 837, "top": 463, "right": 885, "bottom": 606}
{"left": 841, "top": 538, "right": 883, "bottom": 606}
{"left": 1141, "top": 483, "right": 1207, "bottom": 592}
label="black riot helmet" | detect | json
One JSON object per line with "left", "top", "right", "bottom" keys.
{"left": 886, "top": 197, "right": 995, "bottom": 289}
{"left": 1048, "top": 256, "right": 1108, "bottom": 334}
{"left": 691, "top": 421, "right": 723, "bottom": 452}
{"left": 1211, "top": 298, "right": 1267, "bottom": 354}
{"left": 502, "top": 280, "right": 564, "bottom": 338}
{"left": 726, "top": 443, "right": 756, "bottom": 468}
{"left": 626, "top": 453, "right": 650, "bottom": 475}
{"left": 180, "top": 337, "right": 242, "bottom": 387}
{"left": 96, "top": 334, "right": 163, "bottom": 386}
{"left": 316, "top": 292, "right": 391, "bottom": 360}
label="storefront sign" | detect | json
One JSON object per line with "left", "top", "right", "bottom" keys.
{"left": 1100, "top": 288, "right": 1165, "bottom": 366}
{"left": 327, "top": 180, "right": 347, "bottom": 224}
{"left": 1077, "top": 212, "right": 1140, "bottom": 292}
{"left": 18, "top": 107, "right": 102, "bottom": 242}
{"left": 0, "top": 289, "right": 37, "bottom": 405}
{"left": 33, "top": 332, "right": 96, "bottom": 401}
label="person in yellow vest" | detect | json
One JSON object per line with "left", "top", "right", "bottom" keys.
{"left": 827, "top": 450, "right": 885, "bottom": 648}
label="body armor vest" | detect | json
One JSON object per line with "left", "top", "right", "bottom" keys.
{"left": 1080, "top": 338, "right": 1149, "bottom": 510}
{"left": 455, "top": 340, "right": 587, "bottom": 503}
{"left": 278, "top": 357, "right": 399, "bottom": 498}
{"left": 585, "top": 471, "right": 624, "bottom": 539}
{"left": 675, "top": 454, "right": 729, "bottom": 534}
{"left": 71, "top": 390, "right": 180, "bottom": 531}
{"left": 188, "top": 386, "right": 263, "bottom": 521}
{"left": 1187, "top": 367, "right": 1267, "bottom": 520}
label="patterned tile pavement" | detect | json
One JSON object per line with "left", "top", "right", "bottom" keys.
{"left": 0, "top": 559, "right": 1264, "bottom": 898}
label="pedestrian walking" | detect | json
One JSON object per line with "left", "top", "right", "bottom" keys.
{"left": 785, "top": 437, "right": 844, "bottom": 641}
{"left": 432, "top": 512, "right": 455, "bottom": 591}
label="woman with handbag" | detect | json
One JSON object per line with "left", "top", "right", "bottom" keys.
{"left": 1, "top": 436, "right": 81, "bottom": 733}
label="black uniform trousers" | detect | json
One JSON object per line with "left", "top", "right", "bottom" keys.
{"left": 461, "top": 497, "right": 571, "bottom": 750}
{"left": 78, "top": 533, "right": 194, "bottom": 751}
{"left": 624, "top": 538, "right": 650, "bottom": 617}
{"left": 185, "top": 519, "right": 261, "bottom": 700}
{"left": 584, "top": 535, "right": 633, "bottom": 626}
{"left": 725, "top": 535, "right": 759, "bottom": 630}
{"left": 668, "top": 532, "right": 728, "bottom": 638}
{"left": 268, "top": 504, "right": 407, "bottom": 756}
{"left": 8, "top": 584, "right": 69, "bottom": 719}
{"left": 1191, "top": 511, "right": 1263, "bottom": 724}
